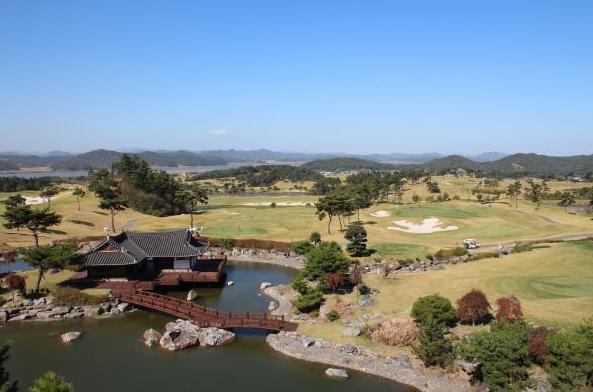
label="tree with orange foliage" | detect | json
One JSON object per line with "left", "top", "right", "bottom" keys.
{"left": 456, "top": 289, "right": 491, "bottom": 325}
{"left": 528, "top": 326, "right": 554, "bottom": 364}
{"left": 324, "top": 272, "right": 344, "bottom": 293}
{"left": 5, "top": 272, "right": 26, "bottom": 301}
{"left": 495, "top": 295, "right": 523, "bottom": 322}
{"left": 349, "top": 264, "right": 364, "bottom": 286}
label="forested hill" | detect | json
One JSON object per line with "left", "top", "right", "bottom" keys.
{"left": 53, "top": 149, "right": 227, "bottom": 170}
{"left": 419, "top": 153, "right": 593, "bottom": 176}
{"left": 0, "top": 158, "right": 18, "bottom": 171}
{"left": 192, "top": 165, "right": 323, "bottom": 187}
{"left": 301, "top": 158, "right": 395, "bottom": 171}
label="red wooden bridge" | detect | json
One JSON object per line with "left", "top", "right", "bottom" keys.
{"left": 116, "top": 290, "right": 298, "bottom": 332}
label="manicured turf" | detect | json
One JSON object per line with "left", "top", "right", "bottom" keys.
{"left": 2, "top": 178, "right": 593, "bottom": 258}
{"left": 366, "top": 241, "right": 593, "bottom": 328}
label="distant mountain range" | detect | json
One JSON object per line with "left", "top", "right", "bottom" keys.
{"left": 300, "top": 153, "right": 593, "bottom": 176}
{"left": 0, "top": 149, "right": 227, "bottom": 171}
{"left": 1, "top": 149, "right": 592, "bottom": 176}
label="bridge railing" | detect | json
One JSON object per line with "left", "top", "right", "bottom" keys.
{"left": 123, "top": 290, "right": 286, "bottom": 323}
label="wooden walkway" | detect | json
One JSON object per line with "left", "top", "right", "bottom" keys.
{"left": 116, "top": 290, "right": 298, "bottom": 332}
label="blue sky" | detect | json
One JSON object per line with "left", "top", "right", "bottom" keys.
{"left": 1, "top": 0, "right": 592, "bottom": 155}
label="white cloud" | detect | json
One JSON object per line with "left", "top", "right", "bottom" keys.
{"left": 209, "top": 129, "right": 233, "bottom": 136}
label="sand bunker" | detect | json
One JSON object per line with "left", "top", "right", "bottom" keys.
{"left": 370, "top": 210, "right": 391, "bottom": 218}
{"left": 24, "top": 192, "right": 66, "bottom": 205}
{"left": 240, "top": 202, "right": 311, "bottom": 207}
{"left": 219, "top": 210, "right": 240, "bottom": 215}
{"left": 387, "top": 217, "right": 458, "bottom": 234}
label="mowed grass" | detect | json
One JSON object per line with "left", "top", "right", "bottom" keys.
{"left": 1, "top": 177, "right": 592, "bottom": 258}
{"left": 367, "top": 241, "right": 593, "bottom": 328}
{"left": 299, "top": 241, "right": 593, "bottom": 347}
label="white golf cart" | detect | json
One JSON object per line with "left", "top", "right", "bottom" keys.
{"left": 463, "top": 239, "right": 479, "bottom": 249}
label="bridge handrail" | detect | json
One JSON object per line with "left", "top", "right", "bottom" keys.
{"left": 120, "top": 290, "right": 286, "bottom": 323}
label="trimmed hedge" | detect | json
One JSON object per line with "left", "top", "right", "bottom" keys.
{"left": 205, "top": 237, "right": 292, "bottom": 251}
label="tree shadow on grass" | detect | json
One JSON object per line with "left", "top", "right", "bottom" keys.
{"left": 44, "top": 229, "right": 68, "bottom": 235}
{"left": 92, "top": 211, "right": 109, "bottom": 216}
{"left": 68, "top": 219, "right": 95, "bottom": 227}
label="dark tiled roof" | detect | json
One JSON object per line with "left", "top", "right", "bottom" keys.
{"left": 81, "top": 250, "right": 139, "bottom": 267}
{"left": 77, "top": 230, "right": 208, "bottom": 267}
{"left": 124, "top": 231, "right": 207, "bottom": 258}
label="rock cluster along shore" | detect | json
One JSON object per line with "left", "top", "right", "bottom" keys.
{"left": 0, "top": 297, "right": 133, "bottom": 323}
{"left": 144, "top": 319, "right": 235, "bottom": 351}
{"left": 368, "top": 251, "right": 513, "bottom": 275}
{"left": 221, "top": 247, "right": 305, "bottom": 269}
{"left": 266, "top": 332, "right": 473, "bottom": 392}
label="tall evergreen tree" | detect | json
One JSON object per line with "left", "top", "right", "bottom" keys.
{"left": 344, "top": 223, "right": 370, "bottom": 257}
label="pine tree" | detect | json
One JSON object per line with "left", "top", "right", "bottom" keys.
{"left": 344, "top": 223, "right": 369, "bottom": 257}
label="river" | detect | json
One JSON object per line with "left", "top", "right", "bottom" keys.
{"left": 1, "top": 262, "right": 415, "bottom": 392}
{"left": 0, "top": 161, "right": 305, "bottom": 179}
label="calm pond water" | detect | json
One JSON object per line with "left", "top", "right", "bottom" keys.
{"left": 1, "top": 262, "right": 416, "bottom": 392}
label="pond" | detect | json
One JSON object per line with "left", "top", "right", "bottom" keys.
{"left": 1, "top": 261, "right": 416, "bottom": 392}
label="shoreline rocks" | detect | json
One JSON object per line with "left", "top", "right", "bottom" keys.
{"left": 266, "top": 331, "right": 472, "bottom": 392}
{"left": 143, "top": 328, "right": 162, "bottom": 347}
{"left": 325, "top": 368, "right": 349, "bottom": 378}
{"left": 0, "top": 299, "right": 134, "bottom": 323}
{"left": 60, "top": 331, "right": 82, "bottom": 343}
{"left": 152, "top": 320, "right": 235, "bottom": 351}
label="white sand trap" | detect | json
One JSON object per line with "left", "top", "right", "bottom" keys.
{"left": 241, "top": 202, "right": 311, "bottom": 207}
{"left": 24, "top": 193, "right": 66, "bottom": 205}
{"left": 220, "top": 210, "right": 240, "bottom": 215}
{"left": 387, "top": 217, "right": 458, "bottom": 234}
{"left": 370, "top": 210, "right": 391, "bottom": 218}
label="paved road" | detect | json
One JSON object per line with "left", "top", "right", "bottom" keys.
{"left": 479, "top": 232, "right": 593, "bottom": 250}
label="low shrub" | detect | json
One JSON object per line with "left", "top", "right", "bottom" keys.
{"left": 291, "top": 275, "right": 309, "bottom": 295}
{"left": 434, "top": 247, "right": 467, "bottom": 259}
{"left": 511, "top": 242, "right": 533, "bottom": 254}
{"left": 370, "top": 318, "right": 418, "bottom": 347}
{"left": 207, "top": 237, "right": 291, "bottom": 251}
{"left": 545, "top": 318, "right": 593, "bottom": 391}
{"left": 469, "top": 251, "right": 500, "bottom": 261}
{"left": 291, "top": 240, "right": 314, "bottom": 255}
{"left": 411, "top": 294, "right": 457, "bottom": 327}
{"left": 52, "top": 287, "right": 107, "bottom": 306}
{"left": 326, "top": 310, "right": 340, "bottom": 322}
{"left": 413, "top": 317, "right": 455, "bottom": 368}
{"left": 459, "top": 321, "right": 531, "bottom": 391}
{"left": 293, "top": 290, "right": 324, "bottom": 313}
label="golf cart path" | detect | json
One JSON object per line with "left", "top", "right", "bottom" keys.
{"left": 480, "top": 232, "right": 593, "bottom": 249}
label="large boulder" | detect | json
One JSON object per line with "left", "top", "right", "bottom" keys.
{"left": 83, "top": 305, "right": 102, "bottom": 318}
{"left": 325, "top": 368, "right": 349, "bottom": 378}
{"left": 117, "top": 303, "right": 130, "bottom": 313}
{"left": 37, "top": 306, "right": 71, "bottom": 319}
{"left": 268, "top": 300, "right": 279, "bottom": 311}
{"left": 342, "top": 325, "right": 362, "bottom": 337}
{"left": 358, "top": 294, "right": 374, "bottom": 307}
{"left": 186, "top": 290, "right": 198, "bottom": 301}
{"left": 143, "top": 329, "right": 162, "bottom": 347}
{"left": 197, "top": 327, "right": 235, "bottom": 347}
{"left": 259, "top": 282, "right": 272, "bottom": 290}
{"left": 60, "top": 331, "right": 82, "bottom": 343}
{"left": 159, "top": 320, "right": 200, "bottom": 351}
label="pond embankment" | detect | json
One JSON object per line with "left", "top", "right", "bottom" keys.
{"left": 266, "top": 332, "right": 472, "bottom": 392}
